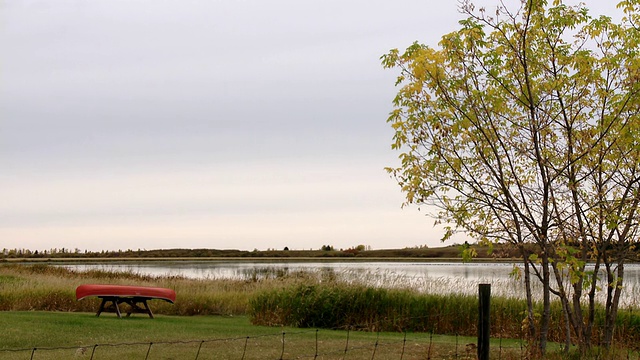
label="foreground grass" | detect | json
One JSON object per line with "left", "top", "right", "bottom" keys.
{"left": 2, "top": 312, "right": 637, "bottom": 360}
{"left": 0, "top": 311, "right": 528, "bottom": 360}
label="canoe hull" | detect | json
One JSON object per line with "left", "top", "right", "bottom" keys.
{"left": 76, "top": 284, "right": 176, "bottom": 303}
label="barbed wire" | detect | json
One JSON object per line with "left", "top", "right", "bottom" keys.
{"left": 3, "top": 332, "right": 637, "bottom": 360}
{"left": 0, "top": 312, "right": 545, "bottom": 360}
{"left": 2, "top": 310, "right": 640, "bottom": 359}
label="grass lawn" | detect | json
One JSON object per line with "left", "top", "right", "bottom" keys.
{"left": 2, "top": 265, "right": 638, "bottom": 359}
{"left": 0, "top": 311, "right": 519, "bottom": 360}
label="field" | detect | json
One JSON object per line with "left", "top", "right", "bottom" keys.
{"left": 0, "top": 311, "right": 502, "bottom": 360}
{"left": 1, "top": 263, "right": 639, "bottom": 359}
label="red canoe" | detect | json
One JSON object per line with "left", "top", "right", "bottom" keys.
{"left": 76, "top": 284, "right": 177, "bottom": 303}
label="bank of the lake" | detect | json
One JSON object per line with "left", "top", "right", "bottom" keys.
{"left": 31, "top": 259, "right": 640, "bottom": 308}
{"left": 2, "top": 263, "right": 640, "bottom": 349}
{"left": 0, "top": 244, "right": 508, "bottom": 261}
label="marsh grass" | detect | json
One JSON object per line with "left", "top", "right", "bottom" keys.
{"left": 2, "top": 263, "right": 640, "bottom": 357}
{"left": 248, "top": 281, "right": 640, "bottom": 349}
{"left": 250, "top": 282, "right": 510, "bottom": 334}
{"left": 0, "top": 264, "right": 294, "bottom": 315}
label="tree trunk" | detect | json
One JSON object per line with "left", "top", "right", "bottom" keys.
{"left": 584, "top": 257, "right": 601, "bottom": 350}
{"left": 551, "top": 262, "right": 576, "bottom": 354}
{"left": 563, "top": 301, "right": 571, "bottom": 354}
{"left": 572, "top": 262, "right": 586, "bottom": 353}
{"left": 522, "top": 247, "right": 537, "bottom": 341}
{"left": 539, "top": 253, "right": 551, "bottom": 355}
{"left": 603, "top": 261, "right": 624, "bottom": 348}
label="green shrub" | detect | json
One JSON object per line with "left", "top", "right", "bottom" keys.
{"left": 249, "top": 283, "right": 484, "bottom": 334}
{"left": 249, "top": 281, "right": 640, "bottom": 349}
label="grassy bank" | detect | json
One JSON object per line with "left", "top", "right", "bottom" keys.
{"left": 0, "top": 311, "right": 527, "bottom": 360}
{"left": 1, "top": 264, "right": 640, "bottom": 359}
{"left": 249, "top": 282, "right": 640, "bottom": 345}
{"left": 0, "top": 263, "right": 293, "bottom": 316}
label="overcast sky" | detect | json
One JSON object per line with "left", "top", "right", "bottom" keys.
{"left": 0, "top": 0, "right": 620, "bottom": 252}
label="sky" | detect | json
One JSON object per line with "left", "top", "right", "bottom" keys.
{"left": 0, "top": 0, "right": 621, "bottom": 252}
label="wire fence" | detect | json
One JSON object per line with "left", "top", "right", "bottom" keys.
{"left": 0, "top": 328, "right": 521, "bottom": 360}
{"left": 2, "top": 293, "right": 640, "bottom": 360}
{"left": 3, "top": 313, "right": 639, "bottom": 360}
{"left": 2, "top": 303, "right": 640, "bottom": 360}
{"left": 1, "top": 331, "right": 638, "bottom": 358}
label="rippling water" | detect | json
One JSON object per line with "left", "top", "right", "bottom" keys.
{"left": 57, "top": 261, "right": 640, "bottom": 307}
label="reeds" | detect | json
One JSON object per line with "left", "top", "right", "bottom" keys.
{"left": 248, "top": 279, "right": 640, "bottom": 348}
{"left": 0, "top": 264, "right": 269, "bottom": 315}
{"left": 2, "top": 263, "right": 640, "bottom": 349}
{"left": 249, "top": 281, "right": 519, "bottom": 334}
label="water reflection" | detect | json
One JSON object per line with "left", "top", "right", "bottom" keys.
{"left": 56, "top": 261, "right": 640, "bottom": 307}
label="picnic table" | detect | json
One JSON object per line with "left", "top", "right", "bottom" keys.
{"left": 76, "top": 284, "right": 176, "bottom": 319}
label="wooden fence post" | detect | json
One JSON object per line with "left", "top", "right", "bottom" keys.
{"left": 478, "top": 283, "right": 491, "bottom": 360}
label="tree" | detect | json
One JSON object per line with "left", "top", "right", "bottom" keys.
{"left": 382, "top": 0, "right": 640, "bottom": 355}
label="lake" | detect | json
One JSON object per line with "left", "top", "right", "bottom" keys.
{"left": 57, "top": 260, "right": 640, "bottom": 307}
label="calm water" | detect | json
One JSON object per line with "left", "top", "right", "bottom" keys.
{"left": 57, "top": 261, "right": 640, "bottom": 306}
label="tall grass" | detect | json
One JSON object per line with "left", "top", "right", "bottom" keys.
{"left": 249, "top": 282, "right": 522, "bottom": 335}
{"left": 2, "top": 263, "right": 640, "bottom": 349}
{"left": 0, "top": 264, "right": 311, "bottom": 315}
{"left": 248, "top": 281, "right": 640, "bottom": 348}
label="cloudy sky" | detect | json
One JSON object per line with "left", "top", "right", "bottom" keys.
{"left": 0, "top": 0, "right": 619, "bottom": 252}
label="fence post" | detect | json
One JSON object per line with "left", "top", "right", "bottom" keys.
{"left": 478, "top": 283, "right": 491, "bottom": 360}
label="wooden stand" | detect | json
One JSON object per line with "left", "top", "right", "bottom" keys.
{"left": 96, "top": 296, "right": 155, "bottom": 318}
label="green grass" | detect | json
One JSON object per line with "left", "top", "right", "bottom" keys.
{"left": 0, "top": 311, "right": 526, "bottom": 360}
{"left": 2, "top": 312, "right": 634, "bottom": 360}
{"left": 1, "top": 312, "right": 275, "bottom": 349}
{"left": 2, "top": 264, "right": 640, "bottom": 359}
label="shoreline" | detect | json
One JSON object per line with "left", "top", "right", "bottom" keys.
{"left": 2, "top": 256, "right": 522, "bottom": 263}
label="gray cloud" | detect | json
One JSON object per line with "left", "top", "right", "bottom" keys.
{"left": 3, "top": 0, "right": 613, "bottom": 251}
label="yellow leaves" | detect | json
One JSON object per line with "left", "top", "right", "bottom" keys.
{"left": 461, "top": 246, "right": 478, "bottom": 263}
{"left": 382, "top": 0, "right": 640, "bottom": 276}
{"left": 380, "top": 48, "right": 400, "bottom": 69}
{"left": 617, "top": 0, "right": 640, "bottom": 14}
{"left": 509, "top": 264, "right": 523, "bottom": 280}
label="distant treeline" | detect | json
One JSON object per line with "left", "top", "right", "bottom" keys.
{"left": 0, "top": 243, "right": 528, "bottom": 260}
